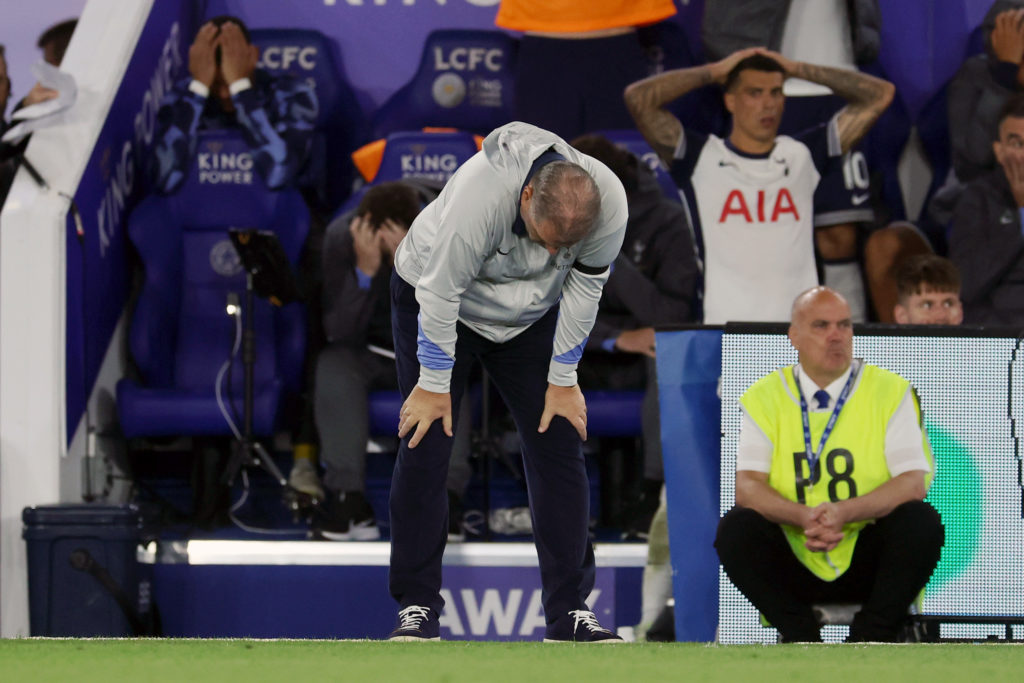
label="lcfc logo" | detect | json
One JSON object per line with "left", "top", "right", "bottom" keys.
{"left": 258, "top": 45, "right": 317, "bottom": 71}
{"left": 432, "top": 73, "right": 466, "bottom": 108}
{"left": 433, "top": 46, "right": 504, "bottom": 72}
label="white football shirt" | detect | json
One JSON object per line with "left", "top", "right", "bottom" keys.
{"left": 671, "top": 116, "right": 841, "bottom": 323}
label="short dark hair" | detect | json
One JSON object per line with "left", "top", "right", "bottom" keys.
{"left": 724, "top": 54, "right": 785, "bottom": 92}
{"left": 997, "top": 94, "right": 1024, "bottom": 133}
{"left": 529, "top": 161, "right": 601, "bottom": 247}
{"left": 894, "top": 254, "right": 961, "bottom": 302}
{"left": 355, "top": 182, "right": 422, "bottom": 231}
{"left": 570, "top": 134, "right": 639, "bottom": 194}
{"left": 37, "top": 19, "right": 77, "bottom": 66}
{"left": 206, "top": 15, "right": 252, "bottom": 43}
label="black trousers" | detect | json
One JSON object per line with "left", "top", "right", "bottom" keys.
{"left": 387, "top": 272, "right": 595, "bottom": 623}
{"left": 715, "top": 501, "right": 944, "bottom": 642}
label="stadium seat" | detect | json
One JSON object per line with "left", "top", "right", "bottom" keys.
{"left": 329, "top": 129, "right": 483, "bottom": 437}
{"left": 368, "top": 390, "right": 404, "bottom": 438}
{"left": 859, "top": 61, "right": 913, "bottom": 224}
{"left": 371, "top": 29, "right": 518, "bottom": 139}
{"left": 914, "top": 84, "right": 953, "bottom": 251}
{"left": 339, "top": 129, "right": 481, "bottom": 219}
{"left": 595, "top": 129, "right": 682, "bottom": 203}
{"left": 583, "top": 389, "right": 644, "bottom": 438}
{"left": 250, "top": 28, "right": 368, "bottom": 210}
{"left": 117, "top": 131, "right": 309, "bottom": 439}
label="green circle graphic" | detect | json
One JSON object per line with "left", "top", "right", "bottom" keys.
{"left": 923, "top": 422, "right": 983, "bottom": 589}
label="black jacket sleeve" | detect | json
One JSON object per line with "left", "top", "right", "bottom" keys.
{"left": 590, "top": 196, "right": 698, "bottom": 350}
{"left": 949, "top": 173, "right": 1024, "bottom": 323}
{"left": 948, "top": 56, "right": 1020, "bottom": 183}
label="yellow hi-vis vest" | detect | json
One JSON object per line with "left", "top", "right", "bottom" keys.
{"left": 739, "top": 363, "right": 933, "bottom": 581}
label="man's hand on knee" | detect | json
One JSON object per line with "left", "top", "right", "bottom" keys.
{"left": 539, "top": 384, "right": 588, "bottom": 441}
{"left": 399, "top": 386, "right": 452, "bottom": 448}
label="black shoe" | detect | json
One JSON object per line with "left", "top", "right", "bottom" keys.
{"left": 316, "top": 490, "right": 380, "bottom": 541}
{"left": 543, "top": 610, "right": 623, "bottom": 643}
{"left": 388, "top": 605, "right": 441, "bottom": 641}
{"left": 448, "top": 490, "right": 465, "bottom": 543}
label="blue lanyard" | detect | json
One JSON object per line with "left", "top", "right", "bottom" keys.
{"left": 796, "top": 365, "right": 857, "bottom": 485}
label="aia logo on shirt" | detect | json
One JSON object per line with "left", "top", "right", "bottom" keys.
{"left": 718, "top": 188, "right": 800, "bottom": 223}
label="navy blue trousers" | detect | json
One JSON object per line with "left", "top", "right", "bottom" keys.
{"left": 388, "top": 271, "right": 596, "bottom": 623}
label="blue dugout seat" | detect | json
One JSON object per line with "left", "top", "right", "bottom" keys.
{"left": 250, "top": 28, "right": 368, "bottom": 210}
{"left": 117, "top": 131, "right": 309, "bottom": 439}
{"left": 340, "top": 129, "right": 481, "bottom": 219}
{"left": 371, "top": 30, "right": 518, "bottom": 139}
{"left": 350, "top": 130, "right": 481, "bottom": 435}
{"left": 594, "top": 129, "right": 682, "bottom": 204}
{"left": 583, "top": 390, "right": 645, "bottom": 438}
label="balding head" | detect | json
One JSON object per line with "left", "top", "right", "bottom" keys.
{"left": 788, "top": 287, "right": 854, "bottom": 388}
{"left": 524, "top": 161, "right": 601, "bottom": 250}
{"left": 791, "top": 286, "right": 849, "bottom": 323}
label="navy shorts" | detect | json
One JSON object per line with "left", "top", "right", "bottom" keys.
{"left": 782, "top": 94, "right": 876, "bottom": 229}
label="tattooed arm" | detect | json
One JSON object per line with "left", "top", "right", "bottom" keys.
{"left": 757, "top": 49, "right": 894, "bottom": 154}
{"left": 625, "top": 47, "right": 761, "bottom": 166}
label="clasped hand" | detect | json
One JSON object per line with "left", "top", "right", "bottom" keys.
{"left": 801, "top": 501, "right": 845, "bottom": 553}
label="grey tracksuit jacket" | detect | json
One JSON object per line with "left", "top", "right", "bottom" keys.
{"left": 394, "top": 121, "right": 628, "bottom": 392}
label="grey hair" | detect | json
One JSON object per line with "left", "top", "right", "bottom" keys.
{"left": 528, "top": 161, "right": 601, "bottom": 247}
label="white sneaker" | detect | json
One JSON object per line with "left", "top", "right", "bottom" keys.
{"left": 489, "top": 506, "right": 533, "bottom": 535}
{"left": 287, "top": 459, "right": 324, "bottom": 500}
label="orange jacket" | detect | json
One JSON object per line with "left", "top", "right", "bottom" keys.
{"left": 495, "top": 0, "right": 676, "bottom": 33}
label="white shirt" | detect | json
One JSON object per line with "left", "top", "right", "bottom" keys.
{"left": 779, "top": 0, "right": 857, "bottom": 96}
{"left": 673, "top": 119, "right": 840, "bottom": 324}
{"left": 736, "top": 360, "right": 932, "bottom": 476}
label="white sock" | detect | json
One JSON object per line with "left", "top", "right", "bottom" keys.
{"left": 824, "top": 261, "right": 867, "bottom": 322}
{"left": 640, "top": 563, "right": 674, "bottom": 626}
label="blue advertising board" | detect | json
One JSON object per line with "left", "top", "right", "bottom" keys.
{"left": 656, "top": 328, "right": 723, "bottom": 642}
{"left": 152, "top": 556, "right": 630, "bottom": 640}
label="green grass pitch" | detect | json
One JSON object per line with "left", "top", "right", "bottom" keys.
{"left": 2, "top": 640, "right": 1023, "bottom": 683}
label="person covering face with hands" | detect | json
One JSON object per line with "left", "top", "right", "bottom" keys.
{"left": 149, "top": 16, "right": 317, "bottom": 195}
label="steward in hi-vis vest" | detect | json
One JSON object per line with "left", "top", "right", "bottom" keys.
{"left": 741, "top": 361, "right": 933, "bottom": 580}
{"left": 715, "top": 286, "right": 944, "bottom": 643}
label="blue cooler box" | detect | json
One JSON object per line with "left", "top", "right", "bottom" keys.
{"left": 22, "top": 504, "right": 152, "bottom": 637}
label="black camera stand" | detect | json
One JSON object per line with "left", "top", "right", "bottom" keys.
{"left": 220, "top": 230, "right": 309, "bottom": 512}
